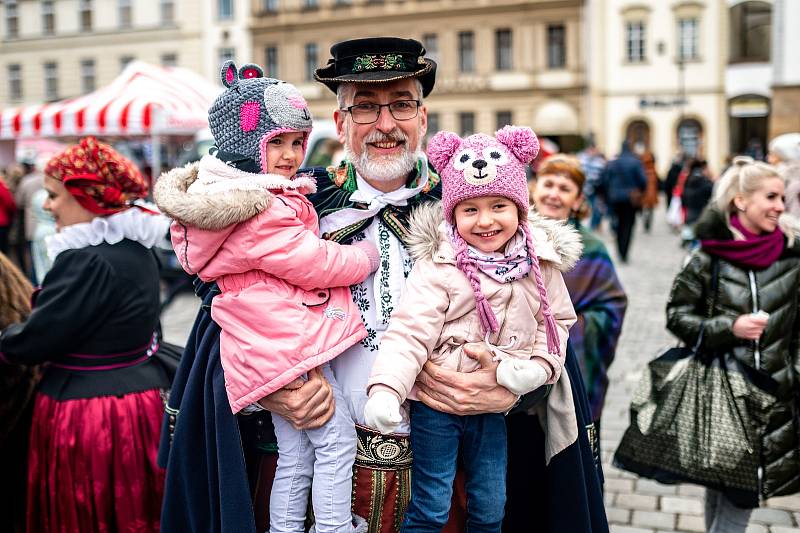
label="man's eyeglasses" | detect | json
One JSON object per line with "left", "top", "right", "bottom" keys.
{"left": 340, "top": 100, "right": 421, "bottom": 124}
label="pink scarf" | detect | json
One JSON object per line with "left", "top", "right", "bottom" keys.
{"left": 462, "top": 229, "right": 532, "bottom": 283}
{"left": 700, "top": 214, "right": 785, "bottom": 270}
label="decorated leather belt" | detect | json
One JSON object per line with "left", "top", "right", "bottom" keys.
{"left": 51, "top": 333, "right": 160, "bottom": 371}
{"left": 355, "top": 423, "right": 413, "bottom": 471}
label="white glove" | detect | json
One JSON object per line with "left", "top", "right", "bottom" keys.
{"left": 496, "top": 359, "right": 548, "bottom": 396}
{"left": 363, "top": 390, "right": 402, "bottom": 435}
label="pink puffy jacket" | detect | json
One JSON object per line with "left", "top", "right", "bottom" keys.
{"left": 155, "top": 158, "right": 373, "bottom": 413}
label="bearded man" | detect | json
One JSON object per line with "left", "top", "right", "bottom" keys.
{"left": 157, "top": 37, "right": 607, "bottom": 533}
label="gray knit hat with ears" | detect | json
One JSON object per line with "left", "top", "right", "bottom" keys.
{"left": 208, "top": 61, "right": 313, "bottom": 173}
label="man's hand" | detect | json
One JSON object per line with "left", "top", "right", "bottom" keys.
{"left": 415, "top": 343, "right": 518, "bottom": 415}
{"left": 257, "top": 367, "right": 334, "bottom": 430}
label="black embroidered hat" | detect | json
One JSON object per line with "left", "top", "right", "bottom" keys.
{"left": 314, "top": 37, "right": 437, "bottom": 97}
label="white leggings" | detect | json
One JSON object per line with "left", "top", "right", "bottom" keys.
{"left": 704, "top": 489, "right": 753, "bottom": 533}
{"left": 269, "top": 364, "right": 356, "bottom": 533}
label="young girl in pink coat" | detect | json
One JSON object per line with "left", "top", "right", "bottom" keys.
{"left": 155, "top": 62, "right": 378, "bottom": 533}
{"left": 363, "top": 126, "right": 579, "bottom": 532}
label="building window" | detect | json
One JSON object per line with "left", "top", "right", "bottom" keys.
{"left": 459, "top": 31, "right": 475, "bottom": 73}
{"left": 80, "top": 59, "right": 96, "bottom": 93}
{"left": 80, "top": 0, "right": 93, "bottom": 31}
{"left": 118, "top": 0, "right": 132, "bottom": 28}
{"left": 219, "top": 47, "right": 235, "bottom": 65}
{"left": 44, "top": 62, "right": 59, "bottom": 101}
{"left": 218, "top": 0, "right": 233, "bottom": 20}
{"left": 304, "top": 0, "right": 319, "bottom": 8}
{"left": 335, "top": 0, "right": 351, "bottom": 5}
{"left": 547, "top": 24, "right": 566, "bottom": 69}
{"left": 495, "top": 29, "right": 512, "bottom": 71}
{"left": 459, "top": 112, "right": 475, "bottom": 137}
{"left": 161, "top": 53, "right": 178, "bottom": 67}
{"left": 729, "top": 2, "right": 771, "bottom": 63}
{"left": 120, "top": 55, "right": 135, "bottom": 71}
{"left": 263, "top": 0, "right": 279, "bottom": 12}
{"left": 422, "top": 33, "right": 438, "bottom": 64}
{"left": 42, "top": 0, "right": 55, "bottom": 35}
{"left": 265, "top": 46, "right": 279, "bottom": 77}
{"left": 305, "top": 42, "right": 318, "bottom": 81}
{"left": 8, "top": 64, "right": 22, "bottom": 101}
{"left": 6, "top": 0, "right": 18, "bottom": 38}
{"left": 425, "top": 112, "right": 440, "bottom": 143}
{"left": 161, "top": 0, "right": 175, "bottom": 24}
{"left": 677, "top": 17, "right": 698, "bottom": 61}
{"left": 626, "top": 21, "right": 646, "bottom": 63}
{"left": 496, "top": 111, "right": 512, "bottom": 130}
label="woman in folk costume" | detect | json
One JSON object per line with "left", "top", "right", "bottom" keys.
{"left": 0, "top": 253, "right": 39, "bottom": 533}
{"left": 666, "top": 157, "right": 800, "bottom": 532}
{"left": 154, "top": 62, "right": 379, "bottom": 533}
{"left": 364, "top": 127, "right": 579, "bottom": 532}
{"left": 529, "top": 154, "right": 627, "bottom": 440}
{"left": 0, "top": 137, "right": 172, "bottom": 532}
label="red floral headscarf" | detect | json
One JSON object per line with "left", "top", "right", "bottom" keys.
{"left": 44, "top": 137, "right": 148, "bottom": 215}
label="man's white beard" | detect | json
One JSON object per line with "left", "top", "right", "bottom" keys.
{"left": 344, "top": 128, "right": 421, "bottom": 183}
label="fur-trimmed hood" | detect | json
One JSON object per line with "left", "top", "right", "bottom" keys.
{"left": 405, "top": 201, "right": 583, "bottom": 271}
{"left": 153, "top": 155, "right": 316, "bottom": 231}
{"left": 694, "top": 205, "right": 800, "bottom": 249}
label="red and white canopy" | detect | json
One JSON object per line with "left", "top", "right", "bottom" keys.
{"left": 0, "top": 61, "right": 220, "bottom": 140}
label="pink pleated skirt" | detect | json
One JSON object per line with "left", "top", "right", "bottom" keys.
{"left": 26, "top": 389, "right": 166, "bottom": 533}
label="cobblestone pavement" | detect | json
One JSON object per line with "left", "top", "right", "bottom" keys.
{"left": 160, "top": 207, "right": 800, "bottom": 533}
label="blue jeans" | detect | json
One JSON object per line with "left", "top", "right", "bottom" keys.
{"left": 401, "top": 402, "right": 506, "bottom": 533}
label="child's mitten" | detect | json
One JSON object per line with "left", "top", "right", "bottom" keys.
{"left": 496, "top": 358, "right": 548, "bottom": 396}
{"left": 352, "top": 241, "right": 381, "bottom": 273}
{"left": 363, "top": 390, "right": 402, "bottom": 434}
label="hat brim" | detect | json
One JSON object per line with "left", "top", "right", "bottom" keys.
{"left": 314, "top": 59, "right": 436, "bottom": 98}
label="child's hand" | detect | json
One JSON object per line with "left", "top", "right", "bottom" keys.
{"left": 496, "top": 358, "right": 548, "bottom": 396}
{"left": 363, "top": 390, "right": 402, "bottom": 434}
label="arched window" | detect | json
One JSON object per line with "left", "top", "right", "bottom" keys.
{"left": 676, "top": 118, "right": 703, "bottom": 157}
{"left": 729, "top": 1, "right": 771, "bottom": 63}
{"left": 625, "top": 119, "right": 651, "bottom": 151}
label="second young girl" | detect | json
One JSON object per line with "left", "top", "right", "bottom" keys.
{"left": 363, "top": 126, "right": 580, "bottom": 532}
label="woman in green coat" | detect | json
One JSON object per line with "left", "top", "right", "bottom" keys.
{"left": 666, "top": 157, "right": 800, "bottom": 533}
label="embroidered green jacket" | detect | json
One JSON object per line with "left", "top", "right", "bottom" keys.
{"left": 304, "top": 159, "right": 441, "bottom": 244}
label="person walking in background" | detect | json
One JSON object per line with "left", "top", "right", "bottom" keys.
{"left": 578, "top": 142, "right": 607, "bottom": 230}
{"left": 0, "top": 253, "right": 39, "bottom": 533}
{"left": 600, "top": 141, "right": 647, "bottom": 263}
{"left": 664, "top": 152, "right": 687, "bottom": 209}
{"left": 13, "top": 162, "right": 44, "bottom": 281}
{"left": 680, "top": 159, "right": 714, "bottom": 245}
{"left": 0, "top": 173, "right": 17, "bottom": 255}
{"left": 767, "top": 132, "right": 800, "bottom": 217}
{"left": 637, "top": 148, "right": 660, "bottom": 233}
{"left": 529, "top": 154, "right": 627, "bottom": 448}
{"left": 28, "top": 188, "right": 56, "bottom": 285}
{"left": 666, "top": 158, "right": 800, "bottom": 532}
{"left": 0, "top": 137, "right": 172, "bottom": 533}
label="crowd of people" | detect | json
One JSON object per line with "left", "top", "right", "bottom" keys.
{"left": 0, "top": 35, "right": 798, "bottom": 533}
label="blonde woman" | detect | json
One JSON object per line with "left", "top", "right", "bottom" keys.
{"left": 666, "top": 157, "right": 800, "bottom": 532}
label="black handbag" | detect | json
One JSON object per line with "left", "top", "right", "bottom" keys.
{"left": 613, "top": 259, "right": 776, "bottom": 495}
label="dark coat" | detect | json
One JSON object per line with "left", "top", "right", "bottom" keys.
{"left": 666, "top": 207, "right": 800, "bottom": 502}
{"left": 600, "top": 142, "right": 648, "bottom": 205}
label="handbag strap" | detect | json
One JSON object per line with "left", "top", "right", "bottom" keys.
{"left": 694, "top": 257, "right": 720, "bottom": 350}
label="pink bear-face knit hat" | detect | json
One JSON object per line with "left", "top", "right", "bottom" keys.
{"left": 426, "top": 126, "right": 561, "bottom": 358}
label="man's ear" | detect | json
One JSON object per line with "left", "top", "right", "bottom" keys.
{"left": 334, "top": 109, "right": 347, "bottom": 144}
{"left": 419, "top": 105, "right": 428, "bottom": 139}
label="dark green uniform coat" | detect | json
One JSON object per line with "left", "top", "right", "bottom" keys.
{"left": 666, "top": 207, "right": 800, "bottom": 504}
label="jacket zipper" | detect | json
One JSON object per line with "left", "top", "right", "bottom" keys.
{"left": 748, "top": 269, "right": 765, "bottom": 503}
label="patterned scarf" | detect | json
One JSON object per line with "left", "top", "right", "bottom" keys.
{"left": 461, "top": 227, "right": 532, "bottom": 283}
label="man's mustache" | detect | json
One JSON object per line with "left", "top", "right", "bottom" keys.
{"left": 362, "top": 130, "right": 408, "bottom": 145}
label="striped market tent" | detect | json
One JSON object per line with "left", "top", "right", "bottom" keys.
{"left": 0, "top": 61, "right": 220, "bottom": 140}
